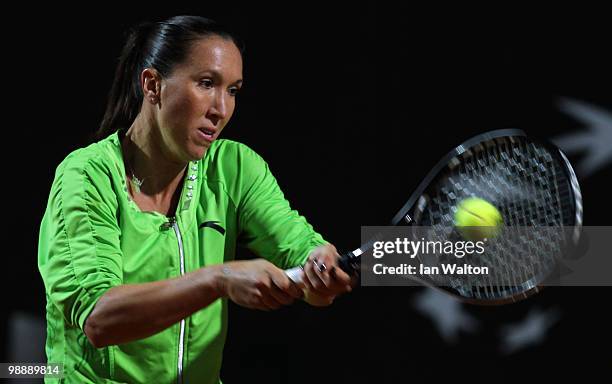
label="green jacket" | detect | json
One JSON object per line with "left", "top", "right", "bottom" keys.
{"left": 38, "top": 132, "right": 326, "bottom": 383}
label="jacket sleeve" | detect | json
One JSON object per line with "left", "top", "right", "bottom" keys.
{"left": 235, "top": 145, "right": 327, "bottom": 269}
{"left": 38, "top": 155, "right": 123, "bottom": 331}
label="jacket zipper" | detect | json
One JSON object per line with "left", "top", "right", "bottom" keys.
{"left": 168, "top": 217, "right": 186, "bottom": 384}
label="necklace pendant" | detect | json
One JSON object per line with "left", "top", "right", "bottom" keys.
{"left": 131, "top": 173, "right": 144, "bottom": 193}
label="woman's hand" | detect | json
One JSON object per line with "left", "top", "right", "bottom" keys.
{"left": 216, "top": 259, "right": 303, "bottom": 310}
{"left": 302, "top": 244, "right": 354, "bottom": 306}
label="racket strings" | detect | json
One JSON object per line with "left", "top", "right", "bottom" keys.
{"left": 416, "top": 136, "right": 576, "bottom": 300}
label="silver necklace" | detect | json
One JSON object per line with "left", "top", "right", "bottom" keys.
{"left": 130, "top": 171, "right": 145, "bottom": 193}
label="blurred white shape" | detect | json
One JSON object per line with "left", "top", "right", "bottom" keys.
{"left": 8, "top": 311, "right": 46, "bottom": 362}
{"left": 413, "top": 288, "right": 479, "bottom": 343}
{"left": 499, "top": 307, "right": 561, "bottom": 355}
{"left": 6, "top": 311, "right": 46, "bottom": 384}
{"left": 554, "top": 98, "right": 612, "bottom": 177}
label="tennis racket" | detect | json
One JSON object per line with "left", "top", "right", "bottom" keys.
{"left": 285, "top": 129, "right": 583, "bottom": 304}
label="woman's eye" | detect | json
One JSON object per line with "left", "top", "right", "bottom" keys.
{"left": 199, "top": 79, "right": 213, "bottom": 88}
{"left": 228, "top": 87, "right": 240, "bottom": 96}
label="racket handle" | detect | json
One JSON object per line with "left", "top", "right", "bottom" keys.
{"left": 337, "top": 251, "right": 360, "bottom": 274}
{"left": 284, "top": 251, "right": 360, "bottom": 284}
{"left": 285, "top": 266, "right": 305, "bottom": 284}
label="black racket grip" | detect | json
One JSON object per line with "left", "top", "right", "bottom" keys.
{"left": 337, "top": 251, "right": 360, "bottom": 276}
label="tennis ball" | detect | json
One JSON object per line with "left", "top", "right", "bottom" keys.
{"left": 454, "top": 197, "right": 503, "bottom": 240}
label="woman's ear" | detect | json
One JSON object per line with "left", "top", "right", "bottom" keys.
{"left": 140, "top": 68, "right": 161, "bottom": 105}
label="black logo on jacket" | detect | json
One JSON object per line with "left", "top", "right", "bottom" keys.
{"left": 199, "top": 221, "right": 225, "bottom": 235}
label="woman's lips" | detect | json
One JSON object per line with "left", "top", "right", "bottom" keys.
{"left": 197, "top": 127, "right": 216, "bottom": 143}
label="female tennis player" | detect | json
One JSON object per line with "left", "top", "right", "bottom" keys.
{"left": 37, "top": 15, "right": 352, "bottom": 383}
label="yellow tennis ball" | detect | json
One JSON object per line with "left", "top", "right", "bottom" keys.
{"left": 454, "top": 197, "right": 503, "bottom": 240}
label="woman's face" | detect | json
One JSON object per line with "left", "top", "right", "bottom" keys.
{"left": 156, "top": 36, "right": 243, "bottom": 162}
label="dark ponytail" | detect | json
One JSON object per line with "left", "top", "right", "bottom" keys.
{"left": 96, "top": 16, "right": 244, "bottom": 140}
{"left": 97, "top": 22, "right": 154, "bottom": 140}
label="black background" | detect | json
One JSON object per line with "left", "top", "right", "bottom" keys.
{"left": 3, "top": 4, "right": 611, "bottom": 383}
